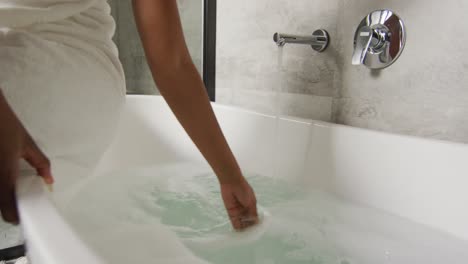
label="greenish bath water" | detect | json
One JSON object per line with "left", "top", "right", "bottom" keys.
{"left": 148, "top": 172, "right": 331, "bottom": 264}
{"left": 65, "top": 163, "right": 468, "bottom": 264}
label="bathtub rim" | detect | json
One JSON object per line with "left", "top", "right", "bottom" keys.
{"left": 128, "top": 94, "right": 468, "bottom": 149}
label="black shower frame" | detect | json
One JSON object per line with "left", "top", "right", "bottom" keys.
{"left": 203, "top": 0, "right": 217, "bottom": 101}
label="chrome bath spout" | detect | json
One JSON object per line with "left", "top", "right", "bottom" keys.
{"left": 273, "top": 29, "right": 330, "bottom": 52}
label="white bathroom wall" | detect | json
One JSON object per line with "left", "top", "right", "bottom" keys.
{"left": 215, "top": 0, "right": 341, "bottom": 121}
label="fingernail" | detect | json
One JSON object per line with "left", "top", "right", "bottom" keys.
{"left": 46, "top": 183, "right": 54, "bottom": 192}
{"left": 42, "top": 176, "right": 54, "bottom": 184}
{"left": 46, "top": 177, "right": 54, "bottom": 184}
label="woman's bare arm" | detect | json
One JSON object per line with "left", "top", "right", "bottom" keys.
{"left": 132, "top": 0, "right": 258, "bottom": 229}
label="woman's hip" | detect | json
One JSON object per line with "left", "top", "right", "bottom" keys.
{"left": 0, "top": 29, "right": 126, "bottom": 168}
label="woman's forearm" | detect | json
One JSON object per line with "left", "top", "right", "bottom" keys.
{"left": 132, "top": 0, "right": 243, "bottom": 184}
{"left": 154, "top": 63, "right": 242, "bottom": 184}
{"left": 0, "top": 89, "right": 14, "bottom": 120}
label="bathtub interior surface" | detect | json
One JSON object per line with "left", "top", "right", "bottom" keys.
{"left": 66, "top": 161, "right": 468, "bottom": 264}
{"left": 97, "top": 95, "right": 468, "bottom": 241}
{"left": 17, "top": 95, "right": 468, "bottom": 264}
{"left": 67, "top": 95, "right": 467, "bottom": 263}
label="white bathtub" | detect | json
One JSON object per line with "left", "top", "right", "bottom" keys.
{"left": 17, "top": 95, "right": 468, "bottom": 264}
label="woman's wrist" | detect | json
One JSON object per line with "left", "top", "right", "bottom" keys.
{"left": 216, "top": 166, "right": 244, "bottom": 185}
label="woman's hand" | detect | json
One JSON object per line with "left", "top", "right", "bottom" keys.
{"left": 221, "top": 177, "right": 258, "bottom": 230}
{"left": 0, "top": 90, "right": 53, "bottom": 223}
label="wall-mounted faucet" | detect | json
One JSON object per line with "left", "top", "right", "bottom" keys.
{"left": 273, "top": 29, "right": 330, "bottom": 52}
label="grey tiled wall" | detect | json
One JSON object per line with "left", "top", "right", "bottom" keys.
{"left": 216, "top": 0, "right": 468, "bottom": 143}
{"left": 334, "top": 0, "right": 468, "bottom": 143}
{"left": 216, "top": 0, "right": 341, "bottom": 122}
{"left": 109, "top": 0, "right": 203, "bottom": 95}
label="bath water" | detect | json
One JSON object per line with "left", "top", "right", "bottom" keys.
{"left": 64, "top": 162, "right": 468, "bottom": 264}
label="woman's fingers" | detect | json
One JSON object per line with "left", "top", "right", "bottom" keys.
{"left": 227, "top": 206, "right": 244, "bottom": 230}
{"left": 244, "top": 187, "right": 258, "bottom": 219}
{"left": 221, "top": 178, "right": 259, "bottom": 230}
{"left": 0, "top": 160, "right": 19, "bottom": 224}
{"left": 238, "top": 186, "right": 259, "bottom": 229}
{"left": 245, "top": 201, "right": 259, "bottom": 224}
{"left": 23, "top": 135, "right": 53, "bottom": 184}
{"left": 225, "top": 196, "right": 258, "bottom": 230}
{"left": 0, "top": 189, "right": 19, "bottom": 224}
{"left": 240, "top": 203, "right": 259, "bottom": 229}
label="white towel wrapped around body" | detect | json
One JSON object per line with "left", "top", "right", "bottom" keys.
{"left": 0, "top": 0, "right": 125, "bottom": 178}
{"left": 0, "top": 0, "right": 126, "bottom": 250}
